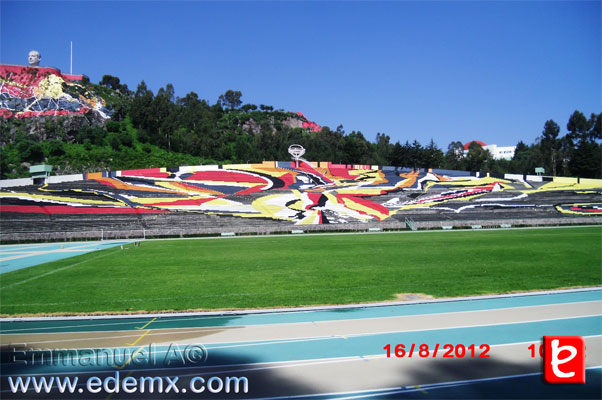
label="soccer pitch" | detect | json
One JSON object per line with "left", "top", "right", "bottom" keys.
{"left": 1, "top": 226, "right": 600, "bottom": 316}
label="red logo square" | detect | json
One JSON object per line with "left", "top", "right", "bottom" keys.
{"left": 543, "top": 336, "right": 585, "bottom": 384}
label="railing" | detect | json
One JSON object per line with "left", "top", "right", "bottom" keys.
{"left": 0, "top": 222, "right": 408, "bottom": 243}
{"left": 1, "top": 217, "right": 600, "bottom": 243}
{"left": 405, "top": 217, "right": 417, "bottom": 231}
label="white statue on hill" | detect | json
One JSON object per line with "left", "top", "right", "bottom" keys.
{"left": 28, "top": 50, "right": 41, "bottom": 66}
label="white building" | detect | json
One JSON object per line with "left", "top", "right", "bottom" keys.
{"left": 464, "top": 141, "right": 516, "bottom": 161}
{"left": 483, "top": 144, "right": 516, "bottom": 160}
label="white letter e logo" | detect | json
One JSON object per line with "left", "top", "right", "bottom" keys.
{"left": 551, "top": 339, "right": 577, "bottom": 378}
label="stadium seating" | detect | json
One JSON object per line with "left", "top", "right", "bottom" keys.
{"left": 1, "top": 162, "right": 600, "bottom": 241}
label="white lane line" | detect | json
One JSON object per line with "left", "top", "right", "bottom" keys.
{"left": 4, "top": 314, "right": 601, "bottom": 347}
{"left": 209, "top": 338, "right": 602, "bottom": 376}
{"left": 3, "top": 339, "right": 600, "bottom": 379}
{"left": 0, "top": 340, "right": 541, "bottom": 376}
{"left": 173, "top": 337, "right": 602, "bottom": 373}
{"left": 0, "top": 240, "right": 131, "bottom": 251}
{"left": 8, "top": 288, "right": 601, "bottom": 307}
{"left": 0, "top": 251, "right": 62, "bottom": 255}
{"left": 0, "top": 353, "right": 384, "bottom": 380}
{"left": 2, "top": 299, "right": 600, "bottom": 335}
{"left": 333, "top": 366, "right": 602, "bottom": 400}
{"left": 0, "top": 242, "right": 122, "bottom": 262}
{"left": 0, "top": 243, "right": 63, "bottom": 252}
{"left": 3, "top": 286, "right": 600, "bottom": 322}
{"left": 248, "top": 365, "right": 602, "bottom": 400}
{"left": 202, "top": 314, "right": 602, "bottom": 350}
{"left": 0, "top": 249, "right": 94, "bottom": 262}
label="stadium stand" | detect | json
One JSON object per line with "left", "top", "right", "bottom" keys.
{"left": 1, "top": 162, "right": 600, "bottom": 241}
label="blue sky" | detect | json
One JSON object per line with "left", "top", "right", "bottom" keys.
{"left": 1, "top": 1, "right": 600, "bottom": 149}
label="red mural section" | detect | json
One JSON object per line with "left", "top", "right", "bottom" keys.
{"left": 0, "top": 64, "right": 111, "bottom": 119}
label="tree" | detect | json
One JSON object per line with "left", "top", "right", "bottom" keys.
{"left": 157, "top": 83, "right": 176, "bottom": 103}
{"left": 423, "top": 139, "right": 444, "bottom": 169}
{"left": 560, "top": 110, "right": 599, "bottom": 177}
{"left": 130, "top": 81, "right": 154, "bottom": 136}
{"left": 100, "top": 75, "right": 118, "bottom": 88}
{"left": 45, "top": 140, "right": 65, "bottom": 157}
{"left": 178, "top": 91, "right": 207, "bottom": 133}
{"left": 341, "top": 131, "right": 373, "bottom": 164}
{"left": 444, "top": 141, "right": 465, "bottom": 170}
{"left": 240, "top": 104, "right": 257, "bottom": 112}
{"left": 218, "top": 90, "right": 242, "bottom": 110}
{"left": 464, "top": 141, "right": 491, "bottom": 172}
{"left": 109, "top": 134, "right": 121, "bottom": 150}
{"left": 374, "top": 132, "right": 391, "bottom": 165}
{"left": 16, "top": 140, "right": 44, "bottom": 163}
{"left": 511, "top": 141, "right": 544, "bottom": 175}
{"left": 134, "top": 80, "right": 150, "bottom": 98}
{"left": 100, "top": 75, "right": 131, "bottom": 94}
{"left": 390, "top": 141, "right": 404, "bottom": 167}
{"left": 568, "top": 113, "right": 601, "bottom": 178}
{"left": 100, "top": 75, "right": 119, "bottom": 89}
{"left": 408, "top": 140, "right": 423, "bottom": 169}
{"left": 588, "top": 113, "right": 601, "bottom": 141}
{"left": 147, "top": 86, "right": 177, "bottom": 150}
{"left": 567, "top": 110, "right": 589, "bottom": 142}
{"left": 540, "top": 119, "right": 560, "bottom": 176}
{"left": 569, "top": 141, "right": 601, "bottom": 178}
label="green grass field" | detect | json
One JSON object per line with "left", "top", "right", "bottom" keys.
{"left": 1, "top": 226, "right": 600, "bottom": 315}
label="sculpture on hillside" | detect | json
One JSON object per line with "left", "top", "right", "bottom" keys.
{"left": 288, "top": 144, "right": 306, "bottom": 168}
{"left": 28, "top": 50, "right": 41, "bottom": 66}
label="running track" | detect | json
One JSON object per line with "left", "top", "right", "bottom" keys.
{"left": 1, "top": 288, "right": 601, "bottom": 399}
{"left": 0, "top": 241, "right": 134, "bottom": 274}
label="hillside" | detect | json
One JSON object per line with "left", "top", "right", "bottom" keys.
{"left": 0, "top": 67, "right": 323, "bottom": 178}
{"left": 1, "top": 65, "right": 600, "bottom": 180}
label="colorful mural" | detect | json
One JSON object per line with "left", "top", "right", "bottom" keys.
{"left": 1, "top": 162, "right": 601, "bottom": 224}
{"left": 0, "top": 65, "right": 112, "bottom": 119}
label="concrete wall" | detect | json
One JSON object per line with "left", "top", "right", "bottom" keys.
{"left": 0, "top": 177, "right": 32, "bottom": 188}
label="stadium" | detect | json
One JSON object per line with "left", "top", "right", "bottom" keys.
{"left": 1, "top": 2, "right": 601, "bottom": 398}
{"left": 1, "top": 154, "right": 601, "bottom": 398}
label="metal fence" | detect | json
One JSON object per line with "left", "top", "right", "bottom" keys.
{"left": 1, "top": 217, "right": 600, "bottom": 243}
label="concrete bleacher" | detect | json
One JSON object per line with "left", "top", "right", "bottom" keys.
{"left": 1, "top": 164, "right": 600, "bottom": 242}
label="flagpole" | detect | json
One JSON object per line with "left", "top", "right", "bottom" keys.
{"left": 70, "top": 41, "right": 73, "bottom": 74}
